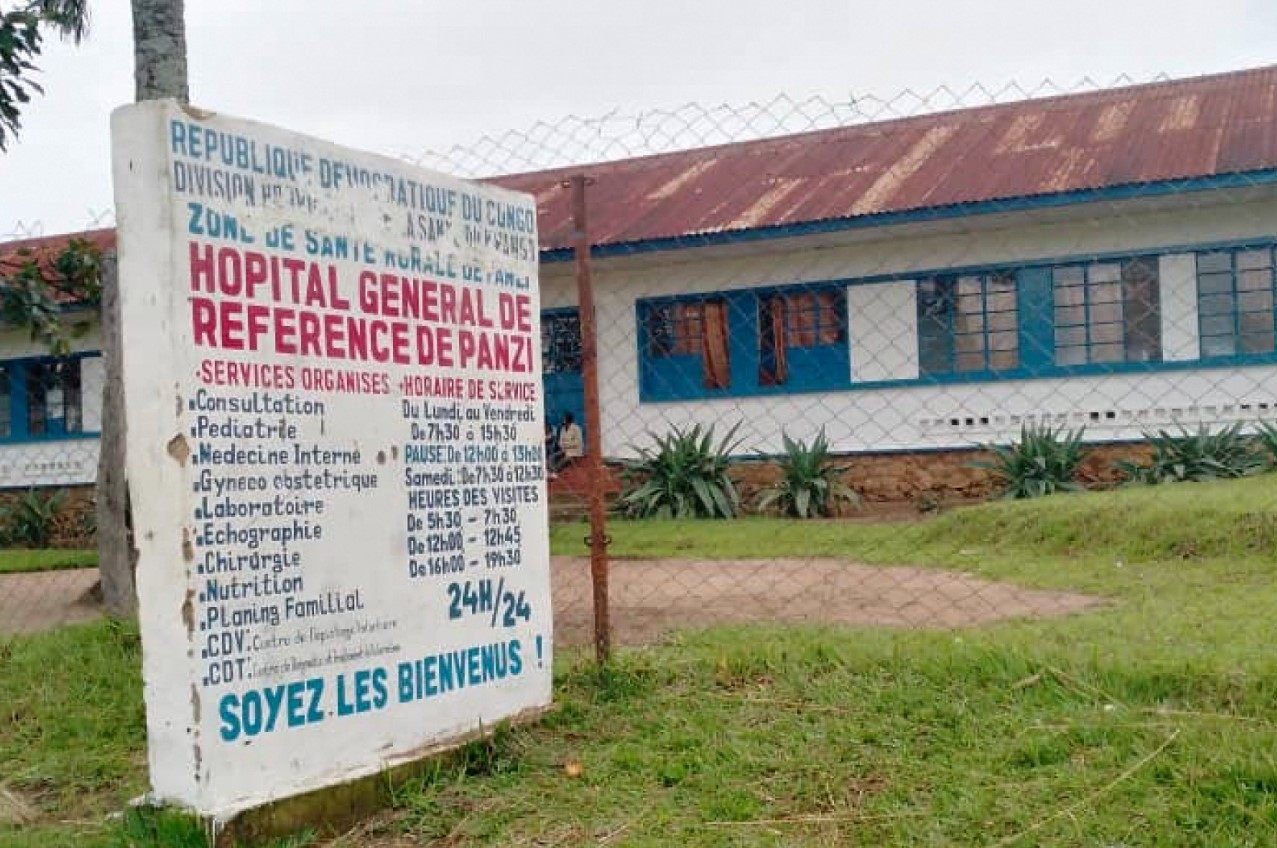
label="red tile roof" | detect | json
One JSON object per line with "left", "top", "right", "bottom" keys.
{"left": 491, "top": 65, "right": 1277, "bottom": 252}
{"left": 7, "top": 66, "right": 1277, "bottom": 266}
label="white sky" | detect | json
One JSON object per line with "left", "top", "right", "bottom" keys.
{"left": 2, "top": 0, "right": 1276, "bottom": 235}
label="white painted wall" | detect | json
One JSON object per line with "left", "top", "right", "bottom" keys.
{"left": 1159, "top": 253, "right": 1201, "bottom": 362}
{"left": 539, "top": 191, "right": 1277, "bottom": 456}
{"left": 849, "top": 280, "right": 918, "bottom": 382}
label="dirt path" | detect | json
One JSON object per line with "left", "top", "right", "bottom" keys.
{"left": 0, "top": 559, "right": 1103, "bottom": 642}
{"left": 551, "top": 557, "right": 1103, "bottom": 646}
{"left": 0, "top": 568, "right": 102, "bottom": 635}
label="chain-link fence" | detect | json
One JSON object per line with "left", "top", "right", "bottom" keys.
{"left": 5, "top": 69, "right": 1277, "bottom": 843}
{"left": 400, "top": 69, "right": 1277, "bottom": 656}
{"left": 1, "top": 69, "right": 1274, "bottom": 650}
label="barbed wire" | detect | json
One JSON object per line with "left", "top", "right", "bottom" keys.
{"left": 3, "top": 72, "right": 1171, "bottom": 238}
{"left": 402, "top": 72, "right": 1170, "bottom": 178}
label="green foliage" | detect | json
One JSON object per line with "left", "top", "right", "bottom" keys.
{"left": 0, "top": 1, "right": 89, "bottom": 150}
{"left": 756, "top": 428, "right": 860, "bottom": 518}
{"left": 78, "top": 495, "right": 97, "bottom": 542}
{"left": 1118, "top": 423, "right": 1268, "bottom": 484}
{"left": 0, "top": 238, "right": 102, "bottom": 355}
{"left": 1255, "top": 422, "right": 1277, "bottom": 466}
{"left": 112, "top": 807, "right": 208, "bottom": 848}
{"left": 2, "top": 487, "right": 67, "bottom": 547}
{"left": 30, "top": 1, "right": 90, "bottom": 43}
{"left": 974, "top": 424, "right": 1086, "bottom": 499}
{"left": 618, "top": 423, "right": 743, "bottom": 518}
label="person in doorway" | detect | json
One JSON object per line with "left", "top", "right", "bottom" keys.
{"left": 558, "top": 412, "right": 584, "bottom": 464}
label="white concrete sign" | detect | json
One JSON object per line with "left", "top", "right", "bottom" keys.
{"left": 111, "top": 100, "right": 550, "bottom": 818}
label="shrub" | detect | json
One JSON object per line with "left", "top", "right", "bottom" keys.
{"left": 974, "top": 424, "right": 1086, "bottom": 499}
{"left": 1255, "top": 422, "right": 1277, "bottom": 467}
{"left": 757, "top": 429, "right": 860, "bottom": 518}
{"left": 1117, "top": 423, "right": 1268, "bottom": 484}
{"left": 2, "top": 487, "right": 68, "bottom": 547}
{"left": 618, "top": 423, "right": 744, "bottom": 519}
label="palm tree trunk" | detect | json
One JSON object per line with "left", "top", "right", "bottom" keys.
{"left": 131, "top": 0, "right": 187, "bottom": 102}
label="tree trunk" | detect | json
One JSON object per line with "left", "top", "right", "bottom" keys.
{"left": 96, "top": 256, "right": 136, "bottom": 617}
{"left": 98, "top": 0, "right": 190, "bottom": 616}
{"left": 131, "top": 0, "right": 189, "bottom": 102}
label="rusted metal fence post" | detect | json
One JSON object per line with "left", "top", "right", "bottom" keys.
{"left": 568, "top": 174, "right": 611, "bottom": 663}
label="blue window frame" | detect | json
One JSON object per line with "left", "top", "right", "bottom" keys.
{"left": 1196, "top": 247, "right": 1276, "bottom": 359}
{"left": 638, "top": 284, "right": 849, "bottom": 401}
{"left": 758, "top": 286, "right": 847, "bottom": 388}
{"left": 1052, "top": 258, "right": 1161, "bottom": 366}
{"left": 917, "top": 273, "right": 1019, "bottom": 376}
{"left": 639, "top": 296, "right": 733, "bottom": 398}
{"left": 0, "top": 355, "right": 94, "bottom": 443}
{"left": 633, "top": 238, "right": 1277, "bottom": 404}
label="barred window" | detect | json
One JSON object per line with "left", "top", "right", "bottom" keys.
{"left": 647, "top": 302, "right": 706, "bottom": 358}
{"left": 541, "top": 311, "right": 582, "bottom": 374}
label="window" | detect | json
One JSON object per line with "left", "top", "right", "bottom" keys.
{"left": 0, "top": 357, "right": 92, "bottom": 443}
{"left": 25, "top": 360, "right": 83, "bottom": 437}
{"left": 643, "top": 298, "right": 731, "bottom": 390}
{"left": 647, "top": 301, "right": 707, "bottom": 359}
{"left": 0, "top": 366, "right": 10, "bottom": 440}
{"left": 1197, "top": 247, "right": 1276, "bottom": 359}
{"left": 541, "top": 311, "right": 582, "bottom": 374}
{"left": 1053, "top": 258, "right": 1161, "bottom": 366}
{"left": 759, "top": 288, "right": 845, "bottom": 385}
{"left": 917, "top": 273, "right": 1019, "bottom": 375}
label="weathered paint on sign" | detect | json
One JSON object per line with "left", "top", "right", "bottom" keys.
{"left": 110, "top": 100, "right": 549, "bottom": 818}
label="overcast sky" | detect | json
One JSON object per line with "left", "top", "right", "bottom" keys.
{"left": 3, "top": 0, "right": 1276, "bottom": 236}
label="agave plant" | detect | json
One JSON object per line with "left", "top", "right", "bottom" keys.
{"left": 1118, "top": 423, "right": 1268, "bottom": 484}
{"left": 973, "top": 424, "right": 1086, "bottom": 499}
{"left": 1255, "top": 422, "right": 1277, "bottom": 468}
{"left": 757, "top": 429, "right": 860, "bottom": 518}
{"left": 1, "top": 487, "right": 67, "bottom": 547}
{"left": 618, "top": 423, "right": 744, "bottom": 519}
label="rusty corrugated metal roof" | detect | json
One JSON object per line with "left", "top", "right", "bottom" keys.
{"left": 491, "top": 65, "right": 1277, "bottom": 253}
{"left": 7, "top": 66, "right": 1277, "bottom": 267}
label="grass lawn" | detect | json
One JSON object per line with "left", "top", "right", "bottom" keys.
{"left": 4, "top": 476, "right": 1277, "bottom": 845}
{"left": 0, "top": 549, "right": 96, "bottom": 575}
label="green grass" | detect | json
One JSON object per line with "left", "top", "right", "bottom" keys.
{"left": 0, "top": 549, "right": 96, "bottom": 574}
{"left": 0, "top": 619, "right": 145, "bottom": 848}
{"left": 551, "top": 472, "right": 1277, "bottom": 568}
{"left": 5, "top": 476, "right": 1277, "bottom": 845}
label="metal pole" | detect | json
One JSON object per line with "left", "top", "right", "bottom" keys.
{"left": 568, "top": 174, "right": 611, "bottom": 663}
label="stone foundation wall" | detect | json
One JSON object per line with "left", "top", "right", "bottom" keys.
{"left": 729, "top": 443, "right": 1156, "bottom": 506}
